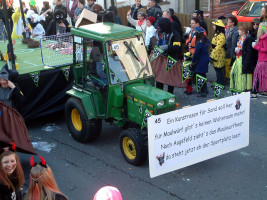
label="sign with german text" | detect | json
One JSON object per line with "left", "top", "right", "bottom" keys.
{"left": 148, "top": 92, "right": 250, "bottom": 178}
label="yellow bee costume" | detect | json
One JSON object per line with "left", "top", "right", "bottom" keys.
{"left": 11, "top": 8, "right": 26, "bottom": 39}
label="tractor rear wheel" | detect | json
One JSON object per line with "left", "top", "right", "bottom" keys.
{"left": 65, "top": 97, "right": 102, "bottom": 143}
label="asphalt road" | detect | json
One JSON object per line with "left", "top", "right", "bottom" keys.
{"left": 19, "top": 80, "right": 267, "bottom": 200}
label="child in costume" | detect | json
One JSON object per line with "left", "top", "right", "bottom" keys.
{"left": 251, "top": 22, "right": 267, "bottom": 98}
{"left": 0, "top": 143, "right": 24, "bottom": 200}
{"left": 230, "top": 25, "right": 250, "bottom": 91}
{"left": 183, "top": 52, "right": 193, "bottom": 95}
{"left": 24, "top": 156, "right": 68, "bottom": 200}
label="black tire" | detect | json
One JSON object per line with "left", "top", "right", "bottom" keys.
{"left": 119, "top": 128, "right": 148, "bottom": 166}
{"left": 65, "top": 97, "right": 102, "bottom": 143}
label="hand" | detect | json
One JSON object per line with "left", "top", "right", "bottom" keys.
{"left": 8, "top": 80, "right": 15, "bottom": 89}
{"left": 59, "top": 22, "right": 65, "bottom": 28}
{"left": 127, "top": 10, "right": 131, "bottom": 16}
{"left": 252, "top": 42, "right": 256, "bottom": 48}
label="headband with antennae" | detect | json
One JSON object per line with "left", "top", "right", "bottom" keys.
{"left": 30, "top": 156, "right": 47, "bottom": 168}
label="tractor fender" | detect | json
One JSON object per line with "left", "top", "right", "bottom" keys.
{"left": 66, "top": 89, "right": 96, "bottom": 119}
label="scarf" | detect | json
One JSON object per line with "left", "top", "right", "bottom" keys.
{"left": 138, "top": 19, "right": 145, "bottom": 27}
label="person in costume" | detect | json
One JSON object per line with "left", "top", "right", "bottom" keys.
{"left": 190, "top": 26, "right": 210, "bottom": 98}
{"left": 230, "top": 25, "right": 250, "bottom": 91}
{"left": 11, "top": 7, "right": 25, "bottom": 39}
{"left": 210, "top": 19, "right": 226, "bottom": 87}
{"left": 28, "top": 13, "right": 45, "bottom": 38}
{"left": 155, "top": 17, "right": 182, "bottom": 94}
{"left": 145, "top": 16, "right": 156, "bottom": 52}
{"left": 46, "top": 9, "right": 70, "bottom": 36}
{"left": 251, "top": 22, "right": 267, "bottom": 98}
{"left": 0, "top": 143, "right": 24, "bottom": 200}
{"left": 186, "top": 17, "right": 207, "bottom": 55}
{"left": 24, "top": 156, "right": 68, "bottom": 200}
{"left": 242, "top": 18, "right": 260, "bottom": 92}
{"left": 0, "top": 65, "right": 24, "bottom": 113}
{"left": 183, "top": 52, "right": 193, "bottom": 95}
{"left": 93, "top": 186, "right": 123, "bottom": 200}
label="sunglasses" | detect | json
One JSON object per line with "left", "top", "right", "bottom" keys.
{"left": 252, "top": 23, "right": 259, "bottom": 26}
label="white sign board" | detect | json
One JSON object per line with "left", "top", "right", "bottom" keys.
{"left": 148, "top": 92, "right": 250, "bottom": 178}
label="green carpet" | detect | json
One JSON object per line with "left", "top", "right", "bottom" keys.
{"left": 0, "top": 37, "right": 73, "bottom": 74}
{"left": 0, "top": 39, "right": 45, "bottom": 74}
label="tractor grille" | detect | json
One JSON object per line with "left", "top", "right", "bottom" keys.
{"left": 156, "top": 104, "right": 176, "bottom": 115}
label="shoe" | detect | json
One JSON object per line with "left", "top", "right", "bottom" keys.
{"left": 250, "top": 95, "right": 257, "bottom": 99}
{"left": 197, "top": 93, "right": 207, "bottom": 98}
{"left": 184, "top": 91, "right": 188, "bottom": 94}
{"left": 186, "top": 92, "right": 192, "bottom": 95}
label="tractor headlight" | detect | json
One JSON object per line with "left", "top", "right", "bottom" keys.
{"left": 169, "top": 97, "right": 175, "bottom": 104}
{"left": 157, "top": 100, "right": 164, "bottom": 107}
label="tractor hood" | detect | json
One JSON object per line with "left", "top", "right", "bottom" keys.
{"left": 125, "top": 83, "right": 175, "bottom": 106}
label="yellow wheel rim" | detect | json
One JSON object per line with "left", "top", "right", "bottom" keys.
{"left": 122, "top": 136, "right": 136, "bottom": 160}
{"left": 71, "top": 109, "right": 82, "bottom": 131}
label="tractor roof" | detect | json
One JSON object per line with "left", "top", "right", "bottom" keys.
{"left": 71, "top": 22, "right": 143, "bottom": 42}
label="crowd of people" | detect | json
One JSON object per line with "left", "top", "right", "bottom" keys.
{"left": 125, "top": 0, "right": 267, "bottom": 98}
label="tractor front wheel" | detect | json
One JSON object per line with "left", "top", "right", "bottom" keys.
{"left": 119, "top": 128, "right": 148, "bottom": 166}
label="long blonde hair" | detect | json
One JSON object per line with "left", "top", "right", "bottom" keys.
{"left": 25, "top": 164, "right": 67, "bottom": 200}
{"left": 257, "top": 22, "right": 267, "bottom": 43}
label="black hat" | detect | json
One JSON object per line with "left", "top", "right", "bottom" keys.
{"left": 158, "top": 17, "right": 172, "bottom": 33}
{"left": 194, "top": 10, "right": 203, "bottom": 15}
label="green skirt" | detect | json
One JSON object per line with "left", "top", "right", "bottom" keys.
{"left": 230, "top": 57, "right": 252, "bottom": 91}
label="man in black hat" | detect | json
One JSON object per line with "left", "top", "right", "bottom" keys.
{"left": 193, "top": 9, "right": 208, "bottom": 34}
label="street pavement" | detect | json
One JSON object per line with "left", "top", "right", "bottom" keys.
{"left": 20, "top": 65, "right": 267, "bottom": 200}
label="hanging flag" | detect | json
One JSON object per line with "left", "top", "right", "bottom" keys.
{"left": 166, "top": 55, "right": 177, "bottom": 72}
{"left": 109, "top": 68, "right": 115, "bottom": 81}
{"left": 182, "top": 63, "right": 192, "bottom": 83}
{"left": 230, "top": 88, "right": 242, "bottom": 96}
{"left": 213, "top": 82, "right": 224, "bottom": 99}
{"left": 30, "top": 71, "right": 40, "bottom": 87}
{"left": 196, "top": 74, "right": 207, "bottom": 93}
{"left": 150, "top": 45, "right": 163, "bottom": 62}
{"left": 138, "top": 103, "right": 143, "bottom": 116}
{"left": 117, "top": 78, "right": 123, "bottom": 92}
{"left": 61, "top": 66, "right": 70, "bottom": 81}
{"left": 141, "top": 109, "right": 153, "bottom": 129}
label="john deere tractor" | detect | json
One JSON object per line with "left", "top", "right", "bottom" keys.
{"left": 65, "top": 23, "right": 178, "bottom": 165}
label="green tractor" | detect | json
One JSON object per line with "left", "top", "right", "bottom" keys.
{"left": 65, "top": 23, "right": 178, "bottom": 165}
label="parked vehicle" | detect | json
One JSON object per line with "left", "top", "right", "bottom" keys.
{"left": 232, "top": 0, "right": 267, "bottom": 22}
{"left": 64, "top": 23, "right": 179, "bottom": 166}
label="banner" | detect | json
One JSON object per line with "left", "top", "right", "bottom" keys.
{"left": 182, "top": 64, "right": 192, "bottom": 83}
{"left": 166, "top": 55, "right": 177, "bottom": 72}
{"left": 30, "top": 71, "right": 40, "bottom": 87}
{"left": 141, "top": 109, "right": 153, "bottom": 129}
{"left": 213, "top": 82, "right": 224, "bottom": 99}
{"left": 150, "top": 45, "right": 163, "bottom": 62}
{"left": 61, "top": 66, "right": 70, "bottom": 81}
{"left": 196, "top": 74, "right": 207, "bottom": 93}
{"left": 148, "top": 92, "right": 250, "bottom": 178}
{"left": 230, "top": 88, "right": 242, "bottom": 96}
